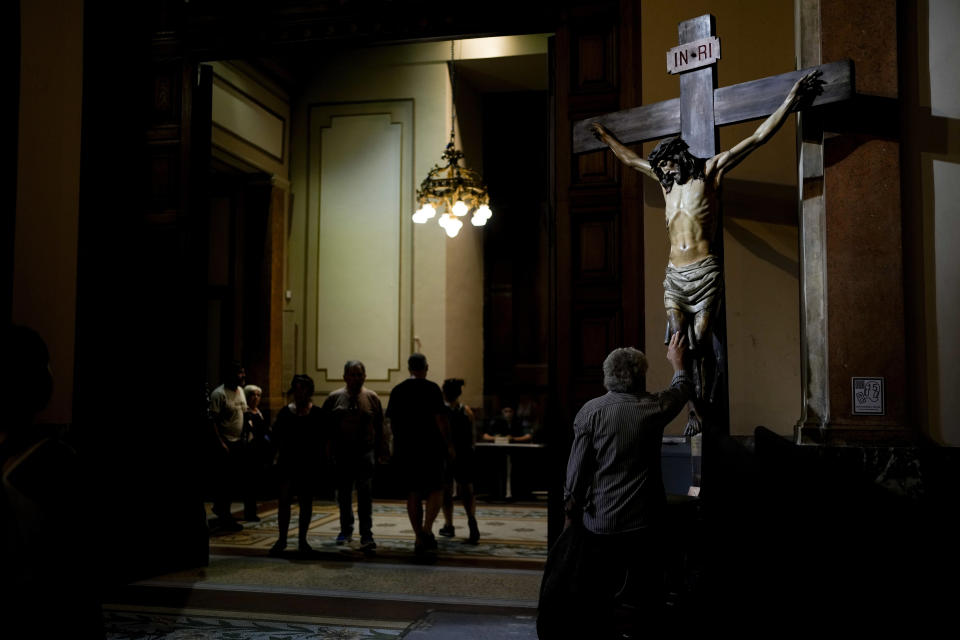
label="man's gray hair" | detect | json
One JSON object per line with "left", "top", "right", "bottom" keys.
{"left": 602, "top": 347, "right": 648, "bottom": 392}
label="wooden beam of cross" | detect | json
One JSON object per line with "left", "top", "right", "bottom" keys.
{"left": 572, "top": 15, "right": 854, "bottom": 156}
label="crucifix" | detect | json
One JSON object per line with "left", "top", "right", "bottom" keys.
{"left": 573, "top": 14, "right": 854, "bottom": 436}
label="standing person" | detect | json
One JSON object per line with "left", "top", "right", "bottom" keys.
{"left": 209, "top": 362, "right": 248, "bottom": 531}
{"left": 323, "top": 360, "right": 386, "bottom": 550}
{"left": 241, "top": 384, "right": 270, "bottom": 522}
{"left": 483, "top": 406, "right": 532, "bottom": 443}
{"left": 269, "top": 374, "right": 324, "bottom": 555}
{"left": 1, "top": 325, "right": 103, "bottom": 638}
{"left": 562, "top": 332, "right": 692, "bottom": 636}
{"left": 482, "top": 404, "right": 533, "bottom": 500}
{"left": 438, "top": 378, "right": 480, "bottom": 545}
{"left": 385, "top": 353, "right": 451, "bottom": 558}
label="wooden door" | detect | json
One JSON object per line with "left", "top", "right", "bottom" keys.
{"left": 548, "top": 0, "right": 644, "bottom": 541}
{"left": 205, "top": 171, "right": 274, "bottom": 395}
{"left": 74, "top": 7, "right": 213, "bottom": 579}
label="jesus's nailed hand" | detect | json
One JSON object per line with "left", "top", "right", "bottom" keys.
{"left": 793, "top": 69, "right": 825, "bottom": 104}
{"left": 590, "top": 122, "right": 608, "bottom": 141}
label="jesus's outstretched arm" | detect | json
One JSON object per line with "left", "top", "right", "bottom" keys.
{"left": 708, "top": 70, "right": 824, "bottom": 181}
{"left": 590, "top": 122, "right": 658, "bottom": 180}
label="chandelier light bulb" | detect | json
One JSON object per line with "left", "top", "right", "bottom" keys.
{"left": 412, "top": 208, "right": 427, "bottom": 224}
{"left": 438, "top": 213, "right": 452, "bottom": 229}
{"left": 452, "top": 200, "right": 469, "bottom": 217}
{"left": 476, "top": 204, "right": 492, "bottom": 221}
{"left": 470, "top": 213, "right": 487, "bottom": 226}
{"left": 422, "top": 203, "right": 437, "bottom": 219}
{"left": 445, "top": 217, "right": 463, "bottom": 237}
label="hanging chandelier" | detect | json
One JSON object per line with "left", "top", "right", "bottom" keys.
{"left": 412, "top": 42, "right": 492, "bottom": 238}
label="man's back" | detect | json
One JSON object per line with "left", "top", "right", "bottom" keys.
{"left": 386, "top": 378, "right": 444, "bottom": 457}
{"left": 566, "top": 377, "right": 690, "bottom": 534}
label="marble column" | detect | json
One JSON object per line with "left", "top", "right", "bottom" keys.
{"left": 795, "top": 0, "right": 912, "bottom": 444}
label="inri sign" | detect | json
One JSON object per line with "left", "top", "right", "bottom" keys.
{"left": 667, "top": 36, "right": 720, "bottom": 74}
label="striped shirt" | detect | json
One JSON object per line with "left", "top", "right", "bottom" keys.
{"left": 564, "top": 371, "right": 693, "bottom": 534}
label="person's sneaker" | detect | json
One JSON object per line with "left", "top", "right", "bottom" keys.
{"left": 336, "top": 531, "right": 353, "bottom": 545}
{"left": 414, "top": 532, "right": 437, "bottom": 551}
{"left": 298, "top": 540, "right": 313, "bottom": 554}
{"left": 424, "top": 532, "right": 438, "bottom": 550}
{"left": 211, "top": 518, "right": 243, "bottom": 532}
{"left": 268, "top": 540, "right": 286, "bottom": 556}
{"left": 414, "top": 537, "right": 431, "bottom": 557}
{"left": 466, "top": 519, "right": 480, "bottom": 545}
{"left": 438, "top": 524, "right": 455, "bottom": 537}
{"left": 359, "top": 536, "right": 377, "bottom": 550}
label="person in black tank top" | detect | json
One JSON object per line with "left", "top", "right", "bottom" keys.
{"left": 269, "top": 375, "right": 324, "bottom": 555}
{"left": 438, "top": 378, "right": 480, "bottom": 545}
{"left": 385, "top": 353, "right": 451, "bottom": 558}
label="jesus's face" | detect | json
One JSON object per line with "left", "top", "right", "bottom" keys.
{"left": 657, "top": 159, "right": 681, "bottom": 185}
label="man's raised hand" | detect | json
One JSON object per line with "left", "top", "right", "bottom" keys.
{"left": 666, "top": 331, "right": 687, "bottom": 372}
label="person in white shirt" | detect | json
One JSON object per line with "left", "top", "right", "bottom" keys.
{"left": 209, "top": 361, "right": 248, "bottom": 531}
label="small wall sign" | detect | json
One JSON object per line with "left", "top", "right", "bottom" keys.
{"left": 852, "top": 377, "right": 885, "bottom": 415}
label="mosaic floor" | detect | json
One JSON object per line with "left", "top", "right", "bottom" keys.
{"left": 139, "top": 554, "right": 543, "bottom": 606}
{"left": 103, "top": 606, "right": 406, "bottom": 639}
{"left": 209, "top": 500, "right": 548, "bottom": 564}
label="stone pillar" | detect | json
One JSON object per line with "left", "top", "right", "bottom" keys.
{"left": 267, "top": 176, "right": 289, "bottom": 409}
{"left": 795, "top": 0, "right": 911, "bottom": 444}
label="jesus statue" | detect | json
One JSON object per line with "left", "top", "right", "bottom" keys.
{"left": 591, "top": 70, "right": 822, "bottom": 433}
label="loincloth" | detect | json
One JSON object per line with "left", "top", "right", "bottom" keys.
{"left": 662, "top": 255, "right": 723, "bottom": 344}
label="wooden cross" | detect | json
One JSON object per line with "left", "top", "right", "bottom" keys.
{"left": 572, "top": 14, "right": 854, "bottom": 439}
{"left": 573, "top": 15, "right": 853, "bottom": 157}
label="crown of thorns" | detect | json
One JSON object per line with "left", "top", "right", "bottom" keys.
{"left": 649, "top": 137, "right": 691, "bottom": 164}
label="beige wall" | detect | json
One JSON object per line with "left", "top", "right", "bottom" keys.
{"left": 640, "top": 1, "right": 800, "bottom": 436}
{"left": 14, "top": 0, "right": 84, "bottom": 425}
{"left": 445, "top": 68, "right": 485, "bottom": 409}
{"left": 290, "top": 40, "right": 492, "bottom": 404}
{"left": 917, "top": 0, "right": 960, "bottom": 445}
{"left": 210, "top": 61, "right": 291, "bottom": 178}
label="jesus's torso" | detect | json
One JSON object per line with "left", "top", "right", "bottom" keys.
{"left": 663, "top": 177, "right": 719, "bottom": 267}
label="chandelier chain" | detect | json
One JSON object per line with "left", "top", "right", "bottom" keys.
{"left": 449, "top": 40, "right": 456, "bottom": 142}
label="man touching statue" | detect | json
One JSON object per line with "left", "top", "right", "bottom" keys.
{"left": 590, "top": 70, "right": 823, "bottom": 432}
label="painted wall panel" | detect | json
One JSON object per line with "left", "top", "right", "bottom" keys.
{"left": 929, "top": 0, "right": 960, "bottom": 119}
{"left": 933, "top": 159, "right": 960, "bottom": 444}
{"left": 317, "top": 114, "right": 403, "bottom": 380}
{"left": 212, "top": 78, "right": 285, "bottom": 160}
{"left": 306, "top": 101, "right": 414, "bottom": 392}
